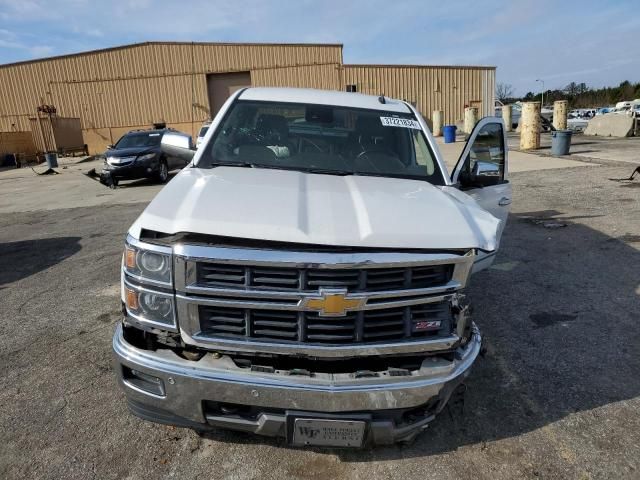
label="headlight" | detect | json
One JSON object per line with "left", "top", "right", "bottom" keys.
{"left": 137, "top": 153, "right": 156, "bottom": 162}
{"left": 125, "top": 284, "right": 175, "bottom": 328}
{"left": 124, "top": 243, "right": 171, "bottom": 285}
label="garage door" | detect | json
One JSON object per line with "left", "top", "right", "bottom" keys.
{"left": 207, "top": 72, "right": 251, "bottom": 117}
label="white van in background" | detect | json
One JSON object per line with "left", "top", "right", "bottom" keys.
{"left": 196, "top": 120, "right": 212, "bottom": 148}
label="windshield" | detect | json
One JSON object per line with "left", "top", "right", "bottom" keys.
{"left": 114, "top": 132, "right": 162, "bottom": 149}
{"left": 198, "top": 100, "right": 443, "bottom": 183}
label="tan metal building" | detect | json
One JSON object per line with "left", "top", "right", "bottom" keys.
{"left": 343, "top": 64, "right": 496, "bottom": 125}
{"left": 0, "top": 41, "right": 495, "bottom": 155}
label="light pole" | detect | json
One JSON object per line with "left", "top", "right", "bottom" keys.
{"left": 536, "top": 79, "right": 545, "bottom": 109}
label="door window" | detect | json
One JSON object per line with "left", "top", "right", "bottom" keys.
{"left": 459, "top": 122, "right": 505, "bottom": 187}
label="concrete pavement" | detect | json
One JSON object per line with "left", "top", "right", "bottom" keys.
{"left": 435, "top": 136, "right": 598, "bottom": 173}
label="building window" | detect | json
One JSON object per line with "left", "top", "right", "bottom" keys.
{"left": 346, "top": 84, "right": 357, "bottom": 93}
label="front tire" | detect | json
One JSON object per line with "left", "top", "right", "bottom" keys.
{"left": 156, "top": 160, "right": 169, "bottom": 184}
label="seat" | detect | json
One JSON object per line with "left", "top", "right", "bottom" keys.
{"left": 256, "top": 114, "right": 290, "bottom": 144}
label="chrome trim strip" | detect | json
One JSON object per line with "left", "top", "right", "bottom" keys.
{"left": 123, "top": 270, "right": 173, "bottom": 290}
{"left": 174, "top": 244, "right": 472, "bottom": 268}
{"left": 176, "top": 292, "right": 452, "bottom": 312}
{"left": 182, "top": 333, "right": 460, "bottom": 358}
{"left": 122, "top": 378, "right": 166, "bottom": 399}
{"left": 180, "top": 280, "right": 461, "bottom": 300}
{"left": 127, "top": 234, "right": 173, "bottom": 254}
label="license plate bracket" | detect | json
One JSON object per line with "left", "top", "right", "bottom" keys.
{"left": 287, "top": 414, "right": 368, "bottom": 448}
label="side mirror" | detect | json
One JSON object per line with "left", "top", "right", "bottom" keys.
{"left": 471, "top": 161, "right": 501, "bottom": 187}
{"left": 106, "top": 144, "right": 113, "bottom": 150}
{"left": 161, "top": 132, "right": 195, "bottom": 162}
{"left": 460, "top": 159, "right": 502, "bottom": 188}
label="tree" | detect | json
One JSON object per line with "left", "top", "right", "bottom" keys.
{"left": 564, "top": 82, "right": 579, "bottom": 97}
{"left": 496, "top": 82, "right": 515, "bottom": 102}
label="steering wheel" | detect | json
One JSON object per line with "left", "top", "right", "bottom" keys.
{"left": 355, "top": 147, "right": 395, "bottom": 159}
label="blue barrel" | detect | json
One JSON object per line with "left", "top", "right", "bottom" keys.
{"left": 45, "top": 152, "right": 59, "bottom": 168}
{"left": 443, "top": 125, "right": 457, "bottom": 143}
{"left": 551, "top": 130, "right": 572, "bottom": 155}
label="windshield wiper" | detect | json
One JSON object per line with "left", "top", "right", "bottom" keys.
{"left": 351, "top": 171, "right": 426, "bottom": 180}
{"left": 304, "top": 168, "right": 352, "bottom": 176}
{"left": 211, "top": 161, "right": 255, "bottom": 168}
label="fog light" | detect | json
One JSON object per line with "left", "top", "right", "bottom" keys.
{"left": 122, "top": 366, "right": 166, "bottom": 396}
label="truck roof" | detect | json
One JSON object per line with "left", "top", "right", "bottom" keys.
{"left": 238, "top": 87, "right": 412, "bottom": 114}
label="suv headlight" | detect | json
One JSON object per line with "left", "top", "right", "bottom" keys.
{"left": 124, "top": 283, "right": 176, "bottom": 329}
{"left": 124, "top": 243, "right": 171, "bottom": 285}
{"left": 137, "top": 153, "right": 156, "bottom": 162}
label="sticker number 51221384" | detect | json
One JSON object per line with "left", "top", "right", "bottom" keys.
{"left": 379, "top": 117, "right": 422, "bottom": 129}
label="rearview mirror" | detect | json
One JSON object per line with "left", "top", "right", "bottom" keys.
{"left": 161, "top": 132, "right": 195, "bottom": 162}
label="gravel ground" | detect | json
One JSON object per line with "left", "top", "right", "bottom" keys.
{"left": 0, "top": 162, "right": 638, "bottom": 479}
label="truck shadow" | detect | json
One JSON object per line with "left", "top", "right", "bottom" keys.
{"left": 0, "top": 237, "right": 82, "bottom": 287}
{"left": 337, "top": 210, "right": 640, "bottom": 460}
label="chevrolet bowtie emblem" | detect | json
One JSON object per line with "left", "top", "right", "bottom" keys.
{"left": 301, "top": 288, "right": 366, "bottom": 317}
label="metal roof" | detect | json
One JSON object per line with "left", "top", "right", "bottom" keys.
{"left": 343, "top": 63, "right": 496, "bottom": 70}
{"left": 239, "top": 87, "right": 411, "bottom": 113}
{"left": 0, "top": 41, "right": 344, "bottom": 69}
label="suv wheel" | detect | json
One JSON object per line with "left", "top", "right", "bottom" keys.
{"left": 157, "top": 160, "right": 169, "bottom": 183}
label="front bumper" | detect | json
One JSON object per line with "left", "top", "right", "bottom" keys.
{"left": 113, "top": 323, "right": 481, "bottom": 445}
{"left": 104, "top": 160, "right": 158, "bottom": 180}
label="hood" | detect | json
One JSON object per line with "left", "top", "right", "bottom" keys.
{"left": 130, "top": 167, "right": 500, "bottom": 251}
{"left": 106, "top": 146, "right": 158, "bottom": 157}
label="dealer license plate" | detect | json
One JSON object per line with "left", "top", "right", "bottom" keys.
{"left": 291, "top": 418, "right": 366, "bottom": 447}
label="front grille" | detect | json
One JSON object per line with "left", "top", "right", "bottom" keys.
{"left": 197, "top": 263, "right": 453, "bottom": 292}
{"left": 198, "top": 302, "right": 452, "bottom": 345}
{"left": 107, "top": 156, "right": 136, "bottom": 166}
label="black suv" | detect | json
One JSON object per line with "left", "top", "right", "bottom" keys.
{"left": 103, "top": 128, "right": 192, "bottom": 184}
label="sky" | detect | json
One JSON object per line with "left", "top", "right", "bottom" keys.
{"left": 0, "top": 0, "right": 638, "bottom": 95}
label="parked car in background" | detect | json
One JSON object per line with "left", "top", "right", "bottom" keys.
{"left": 196, "top": 121, "right": 212, "bottom": 148}
{"left": 103, "top": 128, "right": 193, "bottom": 185}
{"left": 595, "top": 107, "right": 614, "bottom": 116}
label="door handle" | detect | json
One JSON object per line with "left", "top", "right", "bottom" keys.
{"left": 498, "top": 197, "right": 512, "bottom": 206}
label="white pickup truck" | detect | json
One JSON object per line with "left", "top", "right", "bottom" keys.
{"left": 113, "top": 87, "right": 511, "bottom": 447}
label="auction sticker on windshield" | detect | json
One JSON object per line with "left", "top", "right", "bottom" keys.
{"left": 380, "top": 117, "right": 421, "bottom": 129}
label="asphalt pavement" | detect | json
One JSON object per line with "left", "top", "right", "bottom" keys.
{"left": 0, "top": 155, "right": 639, "bottom": 479}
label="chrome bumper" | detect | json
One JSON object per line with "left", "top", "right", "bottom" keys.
{"left": 113, "top": 323, "right": 481, "bottom": 445}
